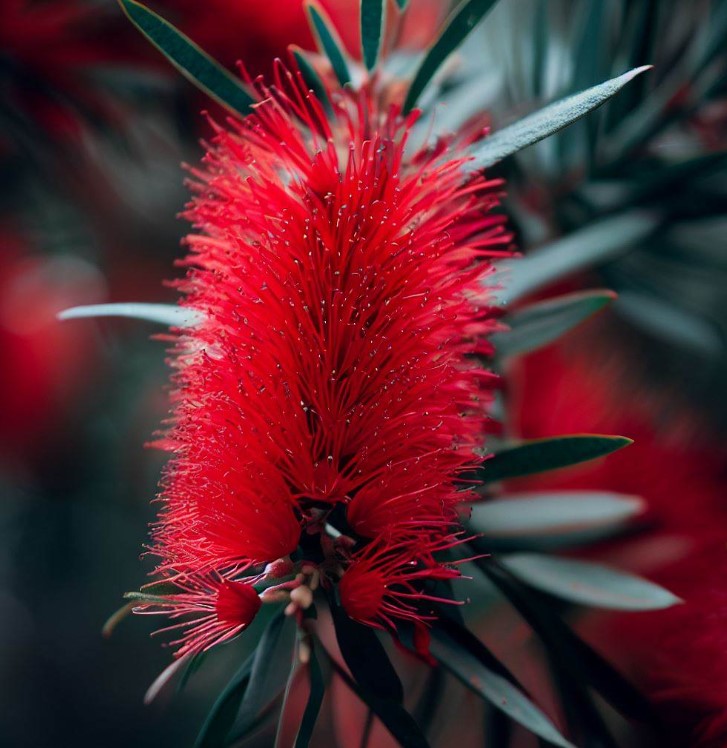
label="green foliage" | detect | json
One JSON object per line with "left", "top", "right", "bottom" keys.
{"left": 58, "top": 302, "right": 202, "bottom": 328}
{"left": 500, "top": 553, "right": 682, "bottom": 610}
{"left": 305, "top": 2, "right": 351, "bottom": 87}
{"left": 118, "top": 0, "right": 254, "bottom": 115}
{"left": 467, "top": 66, "right": 652, "bottom": 170}
{"left": 360, "top": 0, "right": 386, "bottom": 71}
{"left": 431, "top": 628, "right": 575, "bottom": 747}
{"left": 493, "top": 289, "right": 615, "bottom": 358}
{"left": 475, "top": 435, "right": 632, "bottom": 484}
{"left": 404, "top": 0, "right": 500, "bottom": 112}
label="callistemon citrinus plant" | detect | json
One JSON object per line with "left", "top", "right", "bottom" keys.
{"left": 60, "top": 1, "right": 683, "bottom": 745}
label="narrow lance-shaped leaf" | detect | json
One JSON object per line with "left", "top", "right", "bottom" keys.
{"left": 294, "top": 645, "right": 325, "bottom": 748}
{"left": 430, "top": 629, "right": 575, "bottom": 748}
{"left": 58, "top": 302, "right": 204, "bottom": 328}
{"left": 473, "top": 435, "right": 632, "bottom": 484}
{"left": 118, "top": 0, "right": 255, "bottom": 115}
{"left": 361, "top": 0, "right": 386, "bottom": 71}
{"left": 404, "top": 0, "right": 500, "bottom": 112}
{"left": 489, "top": 211, "right": 658, "bottom": 304}
{"left": 469, "top": 491, "right": 644, "bottom": 537}
{"left": 492, "top": 289, "right": 615, "bottom": 358}
{"left": 305, "top": 1, "right": 351, "bottom": 87}
{"left": 500, "top": 554, "right": 682, "bottom": 610}
{"left": 466, "top": 66, "right": 652, "bottom": 170}
{"left": 291, "top": 47, "right": 332, "bottom": 113}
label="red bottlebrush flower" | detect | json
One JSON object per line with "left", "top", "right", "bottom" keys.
{"left": 135, "top": 574, "right": 262, "bottom": 658}
{"left": 141, "top": 60, "right": 510, "bottom": 653}
{"left": 339, "top": 532, "right": 465, "bottom": 631}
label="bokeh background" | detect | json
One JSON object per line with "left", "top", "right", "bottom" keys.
{"left": 1, "top": 1, "right": 725, "bottom": 746}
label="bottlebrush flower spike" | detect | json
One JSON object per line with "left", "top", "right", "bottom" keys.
{"left": 134, "top": 574, "right": 262, "bottom": 658}
{"left": 147, "top": 63, "right": 510, "bottom": 595}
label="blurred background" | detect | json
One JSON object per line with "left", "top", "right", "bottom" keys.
{"left": 0, "top": 1, "right": 725, "bottom": 746}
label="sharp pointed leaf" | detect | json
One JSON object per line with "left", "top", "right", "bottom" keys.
{"left": 492, "top": 290, "right": 615, "bottom": 357}
{"left": 295, "top": 646, "right": 325, "bottom": 748}
{"left": 431, "top": 629, "right": 574, "bottom": 748}
{"left": 474, "top": 435, "right": 633, "bottom": 484}
{"left": 291, "top": 46, "right": 332, "bottom": 112}
{"left": 500, "top": 554, "right": 682, "bottom": 610}
{"left": 58, "top": 302, "right": 203, "bottom": 327}
{"left": 118, "top": 0, "right": 254, "bottom": 115}
{"left": 361, "top": 0, "right": 386, "bottom": 71}
{"left": 467, "top": 66, "right": 652, "bottom": 170}
{"left": 404, "top": 0, "right": 500, "bottom": 112}
{"left": 305, "top": 2, "right": 351, "bottom": 87}
{"left": 469, "top": 492, "right": 644, "bottom": 537}
{"left": 490, "top": 211, "right": 658, "bottom": 304}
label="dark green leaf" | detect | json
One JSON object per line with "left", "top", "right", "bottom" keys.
{"left": 490, "top": 212, "right": 659, "bottom": 303}
{"left": 361, "top": 0, "right": 386, "bottom": 71}
{"left": 616, "top": 291, "right": 723, "bottom": 355}
{"left": 492, "top": 290, "right": 615, "bottom": 358}
{"left": 500, "top": 553, "right": 682, "bottom": 610}
{"left": 295, "top": 646, "right": 325, "bottom": 748}
{"left": 475, "top": 435, "right": 632, "bottom": 484}
{"left": 178, "top": 651, "right": 207, "bottom": 694}
{"left": 468, "top": 491, "right": 644, "bottom": 537}
{"left": 431, "top": 629, "right": 574, "bottom": 747}
{"left": 467, "top": 66, "right": 652, "bottom": 170}
{"left": 404, "top": 0, "right": 500, "bottom": 112}
{"left": 479, "top": 557, "right": 658, "bottom": 722}
{"left": 317, "top": 635, "right": 430, "bottom": 748}
{"left": 118, "top": 0, "right": 254, "bottom": 115}
{"left": 194, "top": 651, "right": 255, "bottom": 748}
{"left": 232, "top": 612, "right": 297, "bottom": 739}
{"left": 330, "top": 593, "right": 404, "bottom": 703}
{"left": 305, "top": 1, "right": 351, "bottom": 87}
{"left": 291, "top": 47, "right": 332, "bottom": 112}
{"left": 394, "top": 0, "right": 409, "bottom": 8}
{"left": 58, "top": 302, "right": 202, "bottom": 328}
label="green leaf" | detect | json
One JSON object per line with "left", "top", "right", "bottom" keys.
{"left": 118, "top": 0, "right": 254, "bottom": 115}
{"left": 475, "top": 435, "right": 633, "bottom": 484}
{"left": 431, "top": 629, "right": 575, "bottom": 748}
{"left": 194, "top": 651, "right": 256, "bottom": 748}
{"left": 330, "top": 593, "right": 404, "bottom": 703}
{"left": 295, "top": 646, "right": 325, "bottom": 748}
{"left": 305, "top": 2, "right": 351, "bottom": 87}
{"left": 58, "top": 302, "right": 203, "bottom": 327}
{"left": 492, "top": 290, "right": 615, "bottom": 358}
{"left": 394, "top": 0, "right": 409, "bottom": 8}
{"left": 616, "top": 291, "right": 723, "bottom": 355}
{"left": 490, "top": 211, "right": 658, "bottom": 303}
{"left": 291, "top": 47, "right": 332, "bottom": 112}
{"left": 361, "top": 0, "right": 386, "bottom": 71}
{"left": 230, "top": 612, "right": 297, "bottom": 741}
{"left": 404, "top": 0, "right": 500, "bottom": 112}
{"left": 480, "top": 557, "right": 657, "bottom": 723}
{"left": 469, "top": 491, "right": 644, "bottom": 537}
{"left": 467, "top": 66, "right": 652, "bottom": 170}
{"left": 500, "top": 554, "right": 682, "bottom": 610}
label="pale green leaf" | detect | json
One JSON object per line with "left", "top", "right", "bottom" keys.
{"left": 500, "top": 554, "right": 682, "bottom": 610}
{"left": 432, "top": 630, "right": 575, "bottom": 747}
{"left": 492, "top": 289, "right": 615, "bottom": 357}
{"left": 469, "top": 491, "right": 644, "bottom": 537}
{"left": 467, "top": 66, "right": 652, "bottom": 170}
{"left": 58, "top": 303, "right": 203, "bottom": 327}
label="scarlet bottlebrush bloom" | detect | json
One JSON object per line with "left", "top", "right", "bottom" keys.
{"left": 134, "top": 574, "right": 262, "bottom": 658}
{"left": 339, "top": 532, "right": 466, "bottom": 631}
{"left": 143, "top": 58, "right": 509, "bottom": 649}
